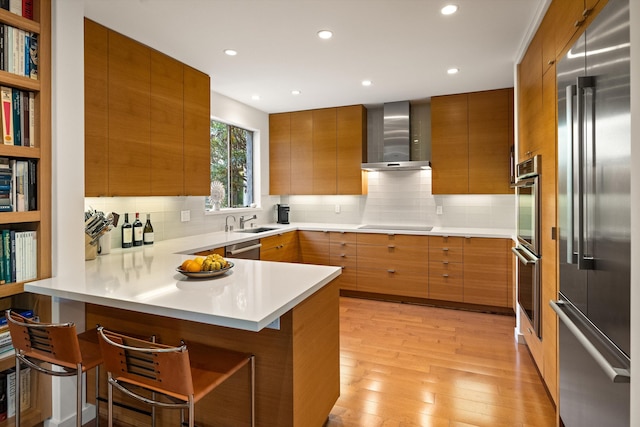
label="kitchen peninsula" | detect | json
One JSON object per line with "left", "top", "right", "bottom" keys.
{"left": 25, "top": 230, "right": 342, "bottom": 426}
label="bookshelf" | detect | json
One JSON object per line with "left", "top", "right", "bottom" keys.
{"left": 0, "top": 0, "right": 51, "bottom": 426}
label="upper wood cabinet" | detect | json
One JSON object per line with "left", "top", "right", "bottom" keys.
{"left": 518, "top": 33, "right": 543, "bottom": 162}
{"left": 84, "top": 19, "right": 210, "bottom": 197}
{"left": 431, "top": 88, "right": 513, "bottom": 194}
{"left": 269, "top": 105, "right": 366, "bottom": 195}
{"left": 183, "top": 65, "right": 211, "bottom": 196}
{"left": 312, "top": 108, "right": 337, "bottom": 194}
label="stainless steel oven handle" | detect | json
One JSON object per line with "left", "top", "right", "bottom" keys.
{"left": 226, "top": 243, "right": 262, "bottom": 256}
{"left": 550, "top": 300, "right": 630, "bottom": 383}
{"left": 511, "top": 246, "right": 536, "bottom": 265}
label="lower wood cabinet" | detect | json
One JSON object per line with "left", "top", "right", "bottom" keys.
{"left": 463, "top": 238, "right": 510, "bottom": 307}
{"left": 428, "top": 236, "right": 464, "bottom": 302}
{"left": 298, "top": 230, "right": 330, "bottom": 265}
{"left": 356, "top": 234, "right": 428, "bottom": 298}
{"left": 329, "top": 232, "right": 357, "bottom": 291}
{"left": 260, "top": 231, "right": 299, "bottom": 262}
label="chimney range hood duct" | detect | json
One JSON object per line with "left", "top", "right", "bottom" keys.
{"left": 361, "top": 101, "right": 431, "bottom": 171}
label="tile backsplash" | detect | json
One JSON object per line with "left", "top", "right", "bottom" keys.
{"left": 86, "top": 170, "right": 514, "bottom": 248}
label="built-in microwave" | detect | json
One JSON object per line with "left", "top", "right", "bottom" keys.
{"left": 514, "top": 155, "right": 542, "bottom": 338}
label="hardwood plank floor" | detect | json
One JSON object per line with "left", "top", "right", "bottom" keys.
{"left": 85, "top": 296, "right": 555, "bottom": 426}
{"left": 326, "top": 297, "right": 555, "bottom": 427}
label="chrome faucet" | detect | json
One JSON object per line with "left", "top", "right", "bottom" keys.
{"left": 225, "top": 215, "right": 236, "bottom": 232}
{"left": 239, "top": 214, "right": 257, "bottom": 230}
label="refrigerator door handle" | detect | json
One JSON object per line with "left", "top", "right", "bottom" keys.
{"left": 576, "top": 76, "right": 595, "bottom": 270}
{"left": 511, "top": 246, "right": 536, "bottom": 265}
{"left": 565, "top": 84, "right": 576, "bottom": 264}
{"left": 550, "top": 300, "right": 630, "bottom": 383}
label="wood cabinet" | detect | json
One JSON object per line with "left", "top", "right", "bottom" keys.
{"left": 518, "top": 32, "right": 543, "bottom": 162}
{"left": 269, "top": 105, "right": 366, "bottom": 196}
{"left": 337, "top": 106, "right": 367, "bottom": 195}
{"left": 356, "top": 234, "right": 428, "bottom": 298}
{"left": 428, "top": 236, "right": 464, "bottom": 302}
{"left": 298, "top": 230, "right": 329, "bottom": 265}
{"left": 182, "top": 65, "right": 211, "bottom": 196}
{"left": 84, "top": 19, "right": 210, "bottom": 197}
{"left": 431, "top": 88, "right": 513, "bottom": 194}
{"left": 269, "top": 113, "right": 291, "bottom": 195}
{"left": 329, "top": 232, "right": 357, "bottom": 291}
{"left": 463, "top": 238, "right": 511, "bottom": 307}
{"left": 0, "top": 1, "right": 52, "bottom": 426}
{"left": 260, "top": 231, "right": 299, "bottom": 263}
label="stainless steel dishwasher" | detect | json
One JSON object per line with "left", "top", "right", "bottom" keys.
{"left": 225, "top": 239, "right": 261, "bottom": 260}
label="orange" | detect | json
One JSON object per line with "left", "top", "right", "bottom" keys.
{"left": 180, "top": 259, "right": 192, "bottom": 270}
{"left": 185, "top": 260, "right": 201, "bottom": 272}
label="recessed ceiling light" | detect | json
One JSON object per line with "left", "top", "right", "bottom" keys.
{"left": 317, "top": 30, "right": 333, "bottom": 40}
{"left": 362, "top": 80, "right": 372, "bottom": 87}
{"left": 291, "top": 90, "right": 301, "bottom": 95}
{"left": 441, "top": 4, "right": 459, "bottom": 15}
{"left": 224, "top": 49, "right": 237, "bottom": 56}
{"left": 252, "top": 95, "right": 260, "bottom": 101}
{"left": 447, "top": 68, "right": 460, "bottom": 74}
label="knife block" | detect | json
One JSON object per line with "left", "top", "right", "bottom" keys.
{"left": 85, "top": 234, "right": 97, "bottom": 260}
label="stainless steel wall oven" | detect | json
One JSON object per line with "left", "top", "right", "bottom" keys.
{"left": 513, "top": 155, "right": 541, "bottom": 337}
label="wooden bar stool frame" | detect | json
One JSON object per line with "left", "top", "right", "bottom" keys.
{"left": 5, "top": 309, "right": 103, "bottom": 427}
{"left": 97, "top": 326, "right": 255, "bottom": 427}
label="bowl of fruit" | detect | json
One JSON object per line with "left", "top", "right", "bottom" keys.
{"left": 176, "top": 254, "right": 234, "bottom": 279}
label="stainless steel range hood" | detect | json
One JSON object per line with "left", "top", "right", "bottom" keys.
{"left": 362, "top": 101, "right": 431, "bottom": 171}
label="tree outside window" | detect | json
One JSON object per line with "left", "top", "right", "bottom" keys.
{"left": 208, "top": 120, "right": 254, "bottom": 210}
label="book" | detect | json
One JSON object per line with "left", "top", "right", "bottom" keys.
{"left": 27, "top": 159, "right": 35, "bottom": 210}
{"left": 28, "top": 32, "right": 36, "bottom": 79}
{"left": 28, "top": 93, "right": 34, "bottom": 146}
{"left": 5, "top": 365, "right": 28, "bottom": 418}
{"left": 21, "top": 0, "right": 32, "bottom": 20}
{"left": 0, "top": 309, "right": 33, "bottom": 326}
{"left": 0, "top": 87, "right": 13, "bottom": 145}
{"left": 2, "top": 230, "right": 10, "bottom": 283}
{"left": 0, "top": 0, "right": 8, "bottom": 11}
{"left": 0, "top": 25, "right": 4, "bottom": 71}
{"left": 10, "top": 229, "right": 15, "bottom": 282}
{"left": 8, "top": 0, "right": 19, "bottom": 16}
{"left": 21, "top": 91, "right": 28, "bottom": 146}
{"left": 0, "top": 371, "right": 6, "bottom": 421}
{"left": 11, "top": 88, "right": 19, "bottom": 146}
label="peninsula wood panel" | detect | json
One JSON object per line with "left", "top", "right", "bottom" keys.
{"left": 298, "top": 230, "right": 330, "bottom": 265}
{"left": 468, "top": 89, "right": 512, "bottom": 194}
{"left": 312, "top": 108, "right": 337, "bottom": 194}
{"left": 150, "top": 51, "right": 184, "bottom": 196}
{"left": 431, "top": 93, "right": 469, "bottom": 194}
{"left": 86, "top": 280, "right": 340, "bottom": 427}
{"left": 290, "top": 110, "right": 313, "bottom": 194}
{"left": 84, "top": 19, "right": 109, "bottom": 197}
{"left": 183, "top": 65, "right": 210, "bottom": 196}
{"left": 269, "top": 113, "right": 291, "bottom": 195}
{"left": 108, "top": 30, "right": 151, "bottom": 196}
{"left": 463, "top": 238, "right": 510, "bottom": 307}
{"left": 336, "top": 105, "right": 366, "bottom": 195}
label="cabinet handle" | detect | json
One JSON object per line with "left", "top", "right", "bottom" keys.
{"left": 442, "top": 261, "right": 449, "bottom": 265}
{"left": 341, "top": 266, "right": 346, "bottom": 270}
{"left": 442, "top": 247, "right": 449, "bottom": 251}
{"left": 548, "top": 59, "right": 555, "bottom": 66}
{"left": 387, "top": 269, "right": 395, "bottom": 273}
{"left": 340, "top": 254, "right": 346, "bottom": 257}
{"left": 527, "top": 328, "right": 533, "bottom": 335}
{"left": 341, "top": 242, "right": 346, "bottom": 246}
{"left": 388, "top": 245, "right": 395, "bottom": 249}
{"left": 442, "top": 274, "right": 449, "bottom": 278}
{"left": 574, "top": 18, "right": 585, "bottom": 27}
{"left": 582, "top": 8, "right": 591, "bottom": 18}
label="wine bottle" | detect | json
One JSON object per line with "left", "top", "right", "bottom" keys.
{"left": 143, "top": 213, "right": 154, "bottom": 245}
{"left": 133, "top": 212, "right": 143, "bottom": 246}
{"left": 121, "top": 213, "right": 133, "bottom": 248}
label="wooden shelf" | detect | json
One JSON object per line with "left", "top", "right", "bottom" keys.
{"left": 0, "top": 211, "right": 41, "bottom": 225}
{"left": 0, "top": 8, "right": 40, "bottom": 33}
{"left": 0, "top": 145, "right": 41, "bottom": 159}
{"left": 0, "top": 71, "right": 40, "bottom": 92}
{"left": 0, "top": 282, "right": 25, "bottom": 298}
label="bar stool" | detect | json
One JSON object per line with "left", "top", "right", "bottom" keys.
{"left": 97, "top": 326, "right": 255, "bottom": 427}
{"left": 5, "top": 309, "right": 103, "bottom": 427}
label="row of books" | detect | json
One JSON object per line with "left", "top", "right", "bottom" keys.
{"left": 0, "top": 0, "right": 34, "bottom": 20}
{"left": 0, "top": 25, "right": 37, "bottom": 79}
{"left": 0, "top": 308, "right": 35, "bottom": 420}
{"left": 1, "top": 87, "right": 35, "bottom": 147}
{"left": 0, "top": 365, "right": 31, "bottom": 420}
{"left": 0, "top": 229, "right": 37, "bottom": 284}
{"left": 0, "top": 157, "right": 37, "bottom": 212}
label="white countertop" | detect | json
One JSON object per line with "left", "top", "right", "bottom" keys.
{"left": 25, "top": 222, "right": 512, "bottom": 332}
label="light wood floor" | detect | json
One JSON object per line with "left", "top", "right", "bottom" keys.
{"left": 326, "top": 297, "right": 555, "bottom": 427}
{"left": 85, "top": 296, "right": 555, "bottom": 427}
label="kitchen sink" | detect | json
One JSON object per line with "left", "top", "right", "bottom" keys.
{"left": 237, "top": 227, "right": 278, "bottom": 234}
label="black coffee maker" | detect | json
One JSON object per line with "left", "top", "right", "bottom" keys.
{"left": 277, "top": 204, "right": 290, "bottom": 224}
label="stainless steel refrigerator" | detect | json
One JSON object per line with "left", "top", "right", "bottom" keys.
{"left": 552, "top": 0, "right": 631, "bottom": 425}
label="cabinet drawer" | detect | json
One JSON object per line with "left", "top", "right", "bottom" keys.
{"left": 428, "top": 236, "right": 464, "bottom": 263}
{"left": 428, "top": 261, "right": 463, "bottom": 302}
{"left": 330, "top": 241, "right": 357, "bottom": 257}
{"left": 357, "top": 269, "right": 427, "bottom": 298}
{"left": 334, "top": 265, "right": 357, "bottom": 291}
{"left": 261, "top": 231, "right": 298, "bottom": 251}
{"left": 299, "top": 230, "right": 330, "bottom": 265}
{"left": 330, "top": 253, "right": 357, "bottom": 267}
{"left": 357, "top": 245, "right": 428, "bottom": 272}
{"left": 329, "top": 231, "right": 357, "bottom": 244}
{"left": 357, "top": 233, "right": 427, "bottom": 247}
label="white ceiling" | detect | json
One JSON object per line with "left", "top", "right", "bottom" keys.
{"left": 83, "top": 0, "right": 546, "bottom": 114}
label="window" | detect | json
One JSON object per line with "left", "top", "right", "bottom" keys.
{"left": 208, "top": 119, "right": 254, "bottom": 210}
